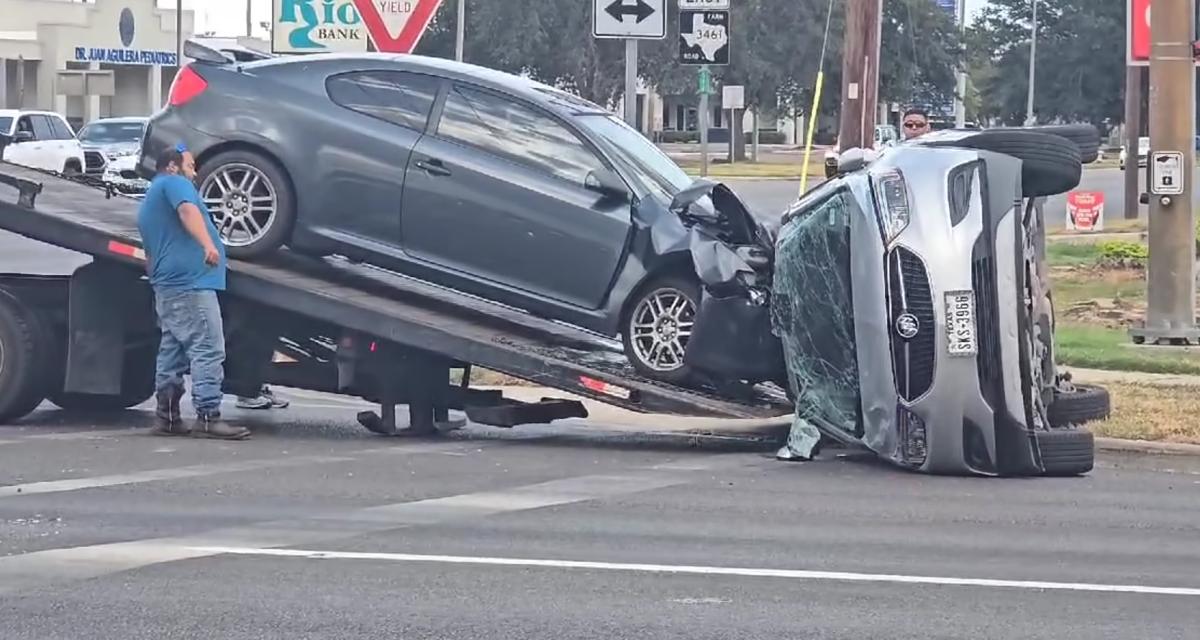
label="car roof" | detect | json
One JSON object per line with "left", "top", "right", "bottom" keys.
{"left": 83, "top": 117, "right": 148, "bottom": 126}
{"left": 244, "top": 53, "right": 611, "bottom": 117}
{"left": 0, "top": 109, "right": 63, "bottom": 118}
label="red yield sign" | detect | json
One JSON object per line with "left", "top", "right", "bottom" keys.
{"left": 351, "top": 0, "right": 444, "bottom": 53}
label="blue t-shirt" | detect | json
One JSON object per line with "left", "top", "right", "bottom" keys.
{"left": 136, "top": 174, "right": 226, "bottom": 291}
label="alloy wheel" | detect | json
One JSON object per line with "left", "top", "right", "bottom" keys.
{"left": 200, "top": 163, "right": 278, "bottom": 247}
{"left": 629, "top": 287, "right": 696, "bottom": 372}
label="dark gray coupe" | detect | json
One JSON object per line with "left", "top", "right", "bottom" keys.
{"left": 140, "top": 41, "right": 782, "bottom": 387}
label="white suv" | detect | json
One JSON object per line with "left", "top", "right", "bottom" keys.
{"left": 0, "top": 110, "right": 86, "bottom": 174}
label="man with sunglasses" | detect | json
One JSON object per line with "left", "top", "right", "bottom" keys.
{"left": 901, "top": 107, "right": 931, "bottom": 140}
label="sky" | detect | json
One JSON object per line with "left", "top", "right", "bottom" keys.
{"left": 184, "top": 0, "right": 993, "bottom": 42}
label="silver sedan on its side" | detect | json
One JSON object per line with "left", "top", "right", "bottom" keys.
{"left": 772, "top": 137, "right": 1091, "bottom": 476}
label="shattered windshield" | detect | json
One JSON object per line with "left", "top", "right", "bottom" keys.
{"left": 772, "top": 187, "right": 863, "bottom": 438}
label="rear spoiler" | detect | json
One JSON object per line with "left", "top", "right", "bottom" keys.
{"left": 183, "top": 39, "right": 234, "bottom": 65}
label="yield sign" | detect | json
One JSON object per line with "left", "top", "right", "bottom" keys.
{"left": 351, "top": 0, "right": 444, "bottom": 54}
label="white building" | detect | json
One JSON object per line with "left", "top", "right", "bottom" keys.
{"left": 0, "top": 0, "right": 194, "bottom": 129}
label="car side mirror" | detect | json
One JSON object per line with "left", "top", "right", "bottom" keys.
{"left": 585, "top": 169, "right": 630, "bottom": 201}
{"left": 12, "top": 131, "right": 33, "bottom": 143}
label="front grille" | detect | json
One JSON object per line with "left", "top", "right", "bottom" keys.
{"left": 887, "top": 247, "right": 935, "bottom": 401}
{"left": 972, "top": 237, "right": 1002, "bottom": 409}
{"left": 83, "top": 151, "right": 106, "bottom": 175}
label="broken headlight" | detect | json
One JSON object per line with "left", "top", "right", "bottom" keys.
{"left": 872, "top": 169, "right": 911, "bottom": 245}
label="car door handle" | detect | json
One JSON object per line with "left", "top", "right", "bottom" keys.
{"left": 415, "top": 159, "right": 451, "bottom": 177}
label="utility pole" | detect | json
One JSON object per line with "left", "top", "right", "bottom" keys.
{"left": 246, "top": 0, "right": 253, "bottom": 38}
{"left": 837, "top": 0, "right": 882, "bottom": 150}
{"left": 1131, "top": 0, "right": 1200, "bottom": 345}
{"left": 1123, "top": 65, "right": 1145, "bottom": 220}
{"left": 954, "top": 0, "right": 967, "bottom": 128}
{"left": 455, "top": 0, "right": 466, "bottom": 62}
{"left": 1024, "top": 0, "right": 1037, "bottom": 125}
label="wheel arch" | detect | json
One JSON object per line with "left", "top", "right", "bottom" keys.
{"left": 617, "top": 252, "right": 698, "bottom": 326}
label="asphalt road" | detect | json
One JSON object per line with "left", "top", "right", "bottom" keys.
{"left": 1, "top": 186, "right": 1199, "bottom": 638}
{"left": 1, "top": 402, "right": 1199, "bottom": 639}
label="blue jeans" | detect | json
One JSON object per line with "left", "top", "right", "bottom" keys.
{"left": 154, "top": 288, "right": 225, "bottom": 415}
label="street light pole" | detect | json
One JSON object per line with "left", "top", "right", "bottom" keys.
{"left": 1024, "top": 0, "right": 1037, "bottom": 125}
{"left": 455, "top": 0, "right": 465, "bottom": 62}
{"left": 954, "top": 0, "right": 967, "bottom": 128}
{"left": 175, "top": 0, "right": 183, "bottom": 69}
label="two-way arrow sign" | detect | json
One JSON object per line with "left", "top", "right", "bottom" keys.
{"left": 605, "top": 0, "right": 655, "bottom": 23}
{"left": 593, "top": 0, "right": 666, "bottom": 39}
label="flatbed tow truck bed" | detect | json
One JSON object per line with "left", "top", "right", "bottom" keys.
{"left": 0, "top": 163, "right": 790, "bottom": 432}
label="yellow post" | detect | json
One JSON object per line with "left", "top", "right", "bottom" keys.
{"left": 799, "top": 71, "right": 826, "bottom": 195}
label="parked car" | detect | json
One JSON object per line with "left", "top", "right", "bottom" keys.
{"left": 0, "top": 110, "right": 85, "bottom": 174}
{"left": 776, "top": 128, "right": 1102, "bottom": 476}
{"left": 78, "top": 117, "right": 150, "bottom": 193}
{"left": 140, "top": 41, "right": 782, "bottom": 387}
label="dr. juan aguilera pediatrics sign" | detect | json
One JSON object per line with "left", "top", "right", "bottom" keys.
{"left": 72, "top": 7, "right": 178, "bottom": 65}
{"left": 273, "top": 0, "right": 368, "bottom": 54}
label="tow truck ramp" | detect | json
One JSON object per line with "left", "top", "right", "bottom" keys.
{"left": 0, "top": 163, "right": 790, "bottom": 433}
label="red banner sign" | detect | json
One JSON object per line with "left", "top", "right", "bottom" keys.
{"left": 1066, "top": 191, "right": 1105, "bottom": 231}
{"left": 1129, "top": 0, "right": 1151, "bottom": 64}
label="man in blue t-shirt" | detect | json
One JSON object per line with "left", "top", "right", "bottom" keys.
{"left": 137, "top": 145, "right": 249, "bottom": 440}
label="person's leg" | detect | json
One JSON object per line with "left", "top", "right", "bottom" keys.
{"left": 151, "top": 291, "right": 189, "bottom": 435}
{"left": 170, "top": 290, "right": 249, "bottom": 440}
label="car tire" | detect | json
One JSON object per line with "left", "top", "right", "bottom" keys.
{"left": 197, "top": 149, "right": 296, "bottom": 260}
{"left": 1048, "top": 383, "right": 1111, "bottom": 427}
{"left": 930, "top": 130, "right": 1082, "bottom": 198}
{"left": 1037, "top": 427, "right": 1095, "bottom": 476}
{"left": 1000, "top": 124, "right": 1101, "bottom": 164}
{"left": 0, "top": 292, "right": 52, "bottom": 424}
{"left": 622, "top": 273, "right": 702, "bottom": 385}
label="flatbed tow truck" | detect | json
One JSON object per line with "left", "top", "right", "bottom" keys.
{"left": 0, "top": 163, "right": 791, "bottom": 435}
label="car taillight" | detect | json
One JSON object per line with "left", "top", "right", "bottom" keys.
{"left": 168, "top": 66, "right": 207, "bottom": 107}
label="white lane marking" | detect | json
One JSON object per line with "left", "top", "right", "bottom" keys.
{"left": 21, "top": 428, "right": 143, "bottom": 441}
{"left": 0, "top": 465, "right": 712, "bottom": 595}
{"left": 189, "top": 547, "right": 1200, "bottom": 598}
{"left": 0, "top": 441, "right": 472, "bottom": 499}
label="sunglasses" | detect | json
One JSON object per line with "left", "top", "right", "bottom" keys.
{"left": 903, "top": 121, "right": 928, "bottom": 129}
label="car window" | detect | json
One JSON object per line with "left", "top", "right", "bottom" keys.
{"left": 0, "top": 117, "right": 12, "bottom": 136}
{"left": 78, "top": 121, "right": 145, "bottom": 143}
{"left": 16, "top": 116, "right": 34, "bottom": 138}
{"left": 48, "top": 115, "right": 74, "bottom": 140}
{"left": 30, "top": 115, "right": 54, "bottom": 141}
{"left": 438, "top": 84, "right": 606, "bottom": 185}
{"left": 326, "top": 71, "right": 439, "bottom": 132}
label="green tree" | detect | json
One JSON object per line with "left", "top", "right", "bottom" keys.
{"left": 967, "top": 0, "right": 1124, "bottom": 127}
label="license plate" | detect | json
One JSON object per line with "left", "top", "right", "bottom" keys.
{"left": 944, "top": 291, "right": 977, "bottom": 357}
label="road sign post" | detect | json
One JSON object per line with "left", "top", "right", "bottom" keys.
{"left": 698, "top": 66, "right": 712, "bottom": 177}
{"left": 722, "top": 84, "right": 744, "bottom": 165}
{"left": 594, "top": 0, "right": 666, "bottom": 131}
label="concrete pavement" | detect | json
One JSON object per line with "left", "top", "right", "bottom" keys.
{"left": 1, "top": 401, "right": 1199, "bottom": 638}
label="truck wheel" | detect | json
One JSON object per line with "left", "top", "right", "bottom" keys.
{"left": 622, "top": 273, "right": 701, "bottom": 385}
{"left": 930, "top": 130, "right": 1082, "bottom": 198}
{"left": 1037, "top": 427, "right": 1095, "bottom": 476}
{"left": 1048, "top": 383, "right": 1111, "bottom": 427}
{"left": 0, "top": 292, "right": 51, "bottom": 423}
{"left": 48, "top": 345, "right": 156, "bottom": 412}
{"left": 197, "top": 149, "right": 296, "bottom": 260}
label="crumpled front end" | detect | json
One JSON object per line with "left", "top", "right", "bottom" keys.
{"left": 651, "top": 180, "right": 785, "bottom": 384}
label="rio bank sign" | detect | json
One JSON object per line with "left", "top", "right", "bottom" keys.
{"left": 272, "top": 0, "right": 368, "bottom": 53}
{"left": 272, "top": 0, "right": 443, "bottom": 54}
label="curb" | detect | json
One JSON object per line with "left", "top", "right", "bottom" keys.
{"left": 1095, "top": 437, "right": 1200, "bottom": 456}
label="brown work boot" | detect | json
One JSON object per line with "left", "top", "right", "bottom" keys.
{"left": 151, "top": 386, "right": 189, "bottom": 436}
{"left": 190, "top": 412, "right": 251, "bottom": 440}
